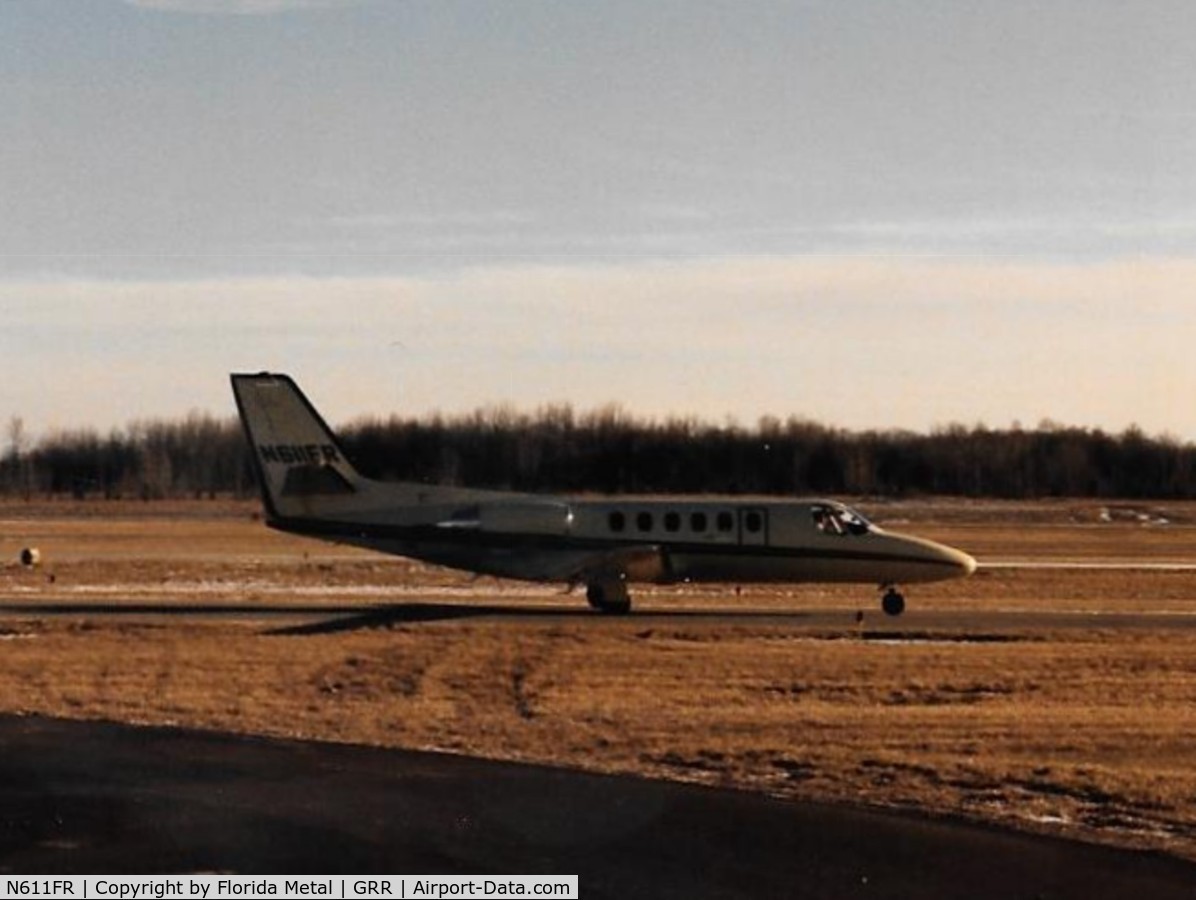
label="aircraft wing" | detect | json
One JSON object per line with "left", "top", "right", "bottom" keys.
{"left": 550, "top": 544, "right": 672, "bottom": 586}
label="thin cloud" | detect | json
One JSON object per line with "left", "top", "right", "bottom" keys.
{"left": 2, "top": 256, "right": 1194, "bottom": 440}
{"left": 324, "top": 211, "right": 536, "bottom": 231}
{"left": 123, "top": 0, "right": 363, "bottom": 16}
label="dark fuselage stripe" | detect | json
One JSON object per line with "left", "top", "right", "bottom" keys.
{"left": 269, "top": 516, "right": 960, "bottom": 571}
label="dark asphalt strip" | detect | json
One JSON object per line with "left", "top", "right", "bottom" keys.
{"left": 0, "top": 716, "right": 1193, "bottom": 898}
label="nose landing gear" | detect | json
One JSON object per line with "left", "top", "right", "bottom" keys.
{"left": 880, "top": 586, "right": 906, "bottom": 617}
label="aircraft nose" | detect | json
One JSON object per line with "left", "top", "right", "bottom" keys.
{"left": 944, "top": 546, "right": 978, "bottom": 577}
{"left": 905, "top": 535, "right": 977, "bottom": 579}
{"left": 882, "top": 533, "right": 979, "bottom": 583}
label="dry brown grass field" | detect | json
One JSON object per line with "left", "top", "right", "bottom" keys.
{"left": 2, "top": 497, "right": 1196, "bottom": 862}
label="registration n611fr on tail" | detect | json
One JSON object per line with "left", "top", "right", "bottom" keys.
{"left": 231, "top": 373, "right": 975, "bottom": 615}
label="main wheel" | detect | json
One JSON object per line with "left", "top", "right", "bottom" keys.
{"left": 586, "top": 582, "right": 632, "bottom": 615}
{"left": 881, "top": 588, "right": 905, "bottom": 617}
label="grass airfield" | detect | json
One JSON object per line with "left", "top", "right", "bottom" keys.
{"left": 1, "top": 498, "right": 1195, "bottom": 862}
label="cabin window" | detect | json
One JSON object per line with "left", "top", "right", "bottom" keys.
{"left": 609, "top": 510, "right": 626, "bottom": 533}
{"left": 744, "top": 510, "right": 763, "bottom": 534}
{"left": 636, "top": 511, "right": 654, "bottom": 532}
{"left": 664, "top": 512, "right": 681, "bottom": 533}
{"left": 690, "top": 511, "right": 708, "bottom": 532}
{"left": 716, "top": 511, "right": 734, "bottom": 532}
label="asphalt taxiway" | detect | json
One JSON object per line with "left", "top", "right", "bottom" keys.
{"left": 2, "top": 598, "right": 1196, "bottom": 635}
{"left": 0, "top": 716, "right": 1193, "bottom": 898}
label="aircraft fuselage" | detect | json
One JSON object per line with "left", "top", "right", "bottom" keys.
{"left": 268, "top": 494, "right": 974, "bottom": 588}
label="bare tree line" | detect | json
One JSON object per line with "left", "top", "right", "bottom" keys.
{"left": 3, "top": 412, "right": 252, "bottom": 500}
{"left": 2, "top": 408, "right": 1194, "bottom": 500}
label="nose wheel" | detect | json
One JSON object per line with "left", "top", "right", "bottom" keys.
{"left": 880, "top": 586, "right": 906, "bottom": 617}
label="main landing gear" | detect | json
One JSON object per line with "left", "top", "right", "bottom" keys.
{"left": 586, "top": 581, "right": 632, "bottom": 615}
{"left": 880, "top": 585, "right": 906, "bottom": 617}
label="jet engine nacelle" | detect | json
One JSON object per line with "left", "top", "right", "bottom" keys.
{"left": 478, "top": 501, "right": 574, "bottom": 536}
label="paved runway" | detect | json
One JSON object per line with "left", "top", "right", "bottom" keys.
{"left": 0, "top": 716, "right": 1193, "bottom": 898}
{"left": 2, "top": 599, "right": 1195, "bottom": 634}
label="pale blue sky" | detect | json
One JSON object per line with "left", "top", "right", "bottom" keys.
{"left": 3, "top": 1, "right": 1195, "bottom": 438}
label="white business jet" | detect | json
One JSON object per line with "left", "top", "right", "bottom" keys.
{"left": 232, "top": 373, "right": 975, "bottom": 615}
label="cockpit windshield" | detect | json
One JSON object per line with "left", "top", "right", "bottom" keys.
{"left": 811, "top": 502, "right": 872, "bottom": 537}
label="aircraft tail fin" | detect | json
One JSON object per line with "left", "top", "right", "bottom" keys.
{"left": 230, "top": 373, "right": 366, "bottom": 521}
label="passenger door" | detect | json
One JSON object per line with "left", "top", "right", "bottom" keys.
{"left": 738, "top": 508, "right": 768, "bottom": 546}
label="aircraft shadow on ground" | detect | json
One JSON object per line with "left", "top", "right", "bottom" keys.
{"left": 263, "top": 606, "right": 1025, "bottom": 642}
{"left": 263, "top": 602, "right": 561, "bottom": 634}
{"left": 0, "top": 599, "right": 818, "bottom": 636}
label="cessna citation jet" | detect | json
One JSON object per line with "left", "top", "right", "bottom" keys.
{"left": 231, "top": 373, "right": 976, "bottom": 616}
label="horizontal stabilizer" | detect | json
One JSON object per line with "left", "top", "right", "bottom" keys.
{"left": 436, "top": 501, "right": 575, "bottom": 536}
